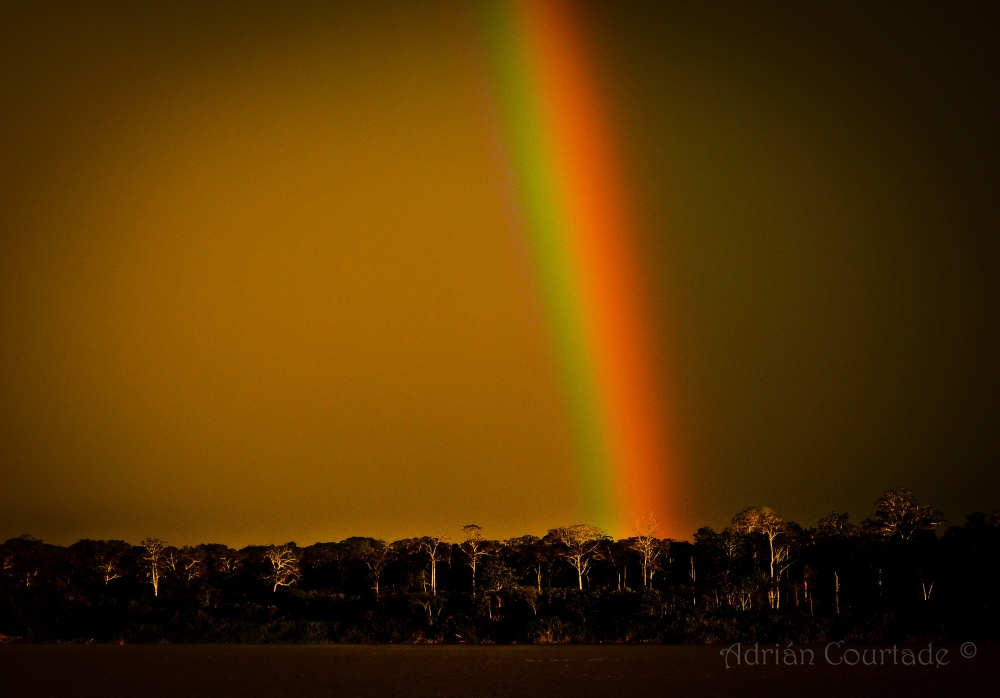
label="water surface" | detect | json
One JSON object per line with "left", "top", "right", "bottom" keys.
{"left": 0, "top": 644, "right": 993, "bottom": 697}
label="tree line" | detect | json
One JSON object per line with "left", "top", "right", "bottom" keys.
{"left": 1, "top": 488, "right": 997, "bottom": 643}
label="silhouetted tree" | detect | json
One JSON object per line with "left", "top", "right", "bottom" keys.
{"left": 629, "top": 515, "right": 663, "bottom": 588}
{"left": 460, "top": 525, "right": 490, "bottom": 596}
{"left": 546, "top": 525, "right": 607, "bottom": 590}
{"left": 179, "top": 546, "right": 206, "bottom": 582}
{"left": 264, "top": 544, "right": 300, "bottom": 592}
{"left": 212, "top": 546, "right": 243, "bottom": 577}
{"left": 346, "top": 538, "right": 392, "bottom": 594}
{"left": 141, "top": 538, "right": 167, "bottom": 597}
{"left": 419, "top": 535, "right": 449, "bottom": 597}
{"left": 0, "top": 487, "right": 996, "bottom": 645}
{"left": 506, "top": 535, "right": 547, "bottom": 593}
{"left": 864, "top": 488, "right": 943, "bottom": 541}
{"left": 69, "top": 539, "right": 131, "bottom": 586}
{"left": 731, "top": 507, "right": 787, "bottom": 582}
{"left": 480, "top": 559, "right": 517, "bottom": 619}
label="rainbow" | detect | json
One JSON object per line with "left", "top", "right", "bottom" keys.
{"left": 472, "top": 0, "right": 684, "bottom": 537}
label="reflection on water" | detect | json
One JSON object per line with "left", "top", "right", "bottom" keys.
{"left": 0, "top": 644, "right": 993, "bottom": 698}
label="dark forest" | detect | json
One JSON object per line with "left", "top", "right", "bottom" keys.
{"left": 1, "top": 489, "right": 997, "bottom": 644}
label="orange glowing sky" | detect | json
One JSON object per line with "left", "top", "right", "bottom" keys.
{"left": 1, "top": 2, "right": 998, "bottom": 545}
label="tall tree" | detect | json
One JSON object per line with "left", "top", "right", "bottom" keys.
{"left": 70, "top": 539, "right": 132, "bottom": 586}
{"left": 546, "top": 525, "right": 607, "bottom": 590}
{"left": 264, "top": 545, "right": 300, "bottom": 593}
{"left": 419, "top": 535, "right": 450, "bottom": 596}
{"left": 213, "top": 546, "right": 243, "bottom": 577}
{"left": 348, "top": 538, "right": 392, "bottom": 595}
{"left": 864, "top": 488, "right": 944, "bottom": 540}
{"left": 94, "top": 553, "right": 123, "bottom": 585}
{"left": 460, "top": 525, "right": 491, "bottom": 596}
{"left": 817, "top": 512, "right": 855, "bottom": 536}
{"left": 629, "top": 515, "right": 663, "bottom": 588}
{"left": 479, "top": 559, "right": 517, "bottom": 619}
{"left": 731, "top": 507, "right": 787, "bottom": 581}
{"left": 179, "top": 546, "right": 206, "bottom": 582}
{"left": 141, "top": 538, "right": 167, "bottom": 597}
{"left": 506, "top": 535, "right": 547, "bottom": 593}
{"left": 718, "top": 527, "right": 745, "bottom": 583}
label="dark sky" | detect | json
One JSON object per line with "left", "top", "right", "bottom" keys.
{"left": 596, "top": 1, "right": 1000, "bottom": 531}
{"left": 1, "top": 1, "right": 997, "bottom": 545}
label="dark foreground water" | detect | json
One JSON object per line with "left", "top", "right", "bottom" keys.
{"left": 0, "top": 644, "right": 994, "bottom": 698}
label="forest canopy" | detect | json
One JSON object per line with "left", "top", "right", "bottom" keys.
{"left": 1, "top": 489, "right": 997, "bottom": 644}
